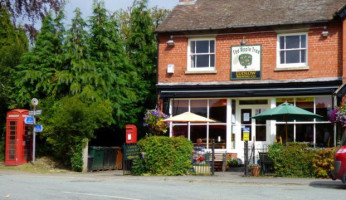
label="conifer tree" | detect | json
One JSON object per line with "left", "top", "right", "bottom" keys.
{"left": 88, "top": 0, "right": 137, "bottom": 126}
{"left": 0, "top": 8, "right": 28, "bottom": 104}
{"left": 127, "top": 0, "right": 157, "bottom": 117}
{"left": 13, "top": 11, "right": 65, "bottom": 107}
{"left": 58, "top": 8, "right": 101, "bottom": 100}
{"left": 0, "top": 8, "right": 28, "bottom": 160}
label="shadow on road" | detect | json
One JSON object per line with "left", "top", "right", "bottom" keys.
{"left": 310, "top": 180, "right": 346, "bottom": 190}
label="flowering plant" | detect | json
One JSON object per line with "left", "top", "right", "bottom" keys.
{"left": 227, "top": 157, "right": 239, "bottom": 167}
{"left": 329, "top": 106, "right": 346, "bottom": 127}
{"left": 197, "top": 156, "right": 205, "bottom": 162}
{"left": 143, "top": 109, "right": 169, "bottom": 136}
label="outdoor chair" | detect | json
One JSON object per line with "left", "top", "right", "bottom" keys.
{"left": 259, "top": 152, "right": 274, "bottom": 175}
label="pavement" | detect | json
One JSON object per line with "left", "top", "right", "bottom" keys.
{"left": 1, "top": 169, "right": 345, "bottom": 200}
{"left": 1, "top": 169, "right": 345, "bottom": 188}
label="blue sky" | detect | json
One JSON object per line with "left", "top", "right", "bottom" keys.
{"left": 64, "top": 0, "right": 177, "bottom": 24}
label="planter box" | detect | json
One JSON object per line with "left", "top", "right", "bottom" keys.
{"left": 193, "top": 165, "right": 211, "bottom": 175}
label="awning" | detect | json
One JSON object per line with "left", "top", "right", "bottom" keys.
{"left": 157, "top": 78, "right": 342, "bottom": 98}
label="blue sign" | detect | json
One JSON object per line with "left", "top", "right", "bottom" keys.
{"left": 24, "top": 117, "right": 34, "bottom": 125}
{"left": 34, "top": 125, "right": 43, "bottom": 132}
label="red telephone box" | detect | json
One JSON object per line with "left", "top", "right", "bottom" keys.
{"left": 126, "top": 125, "right": 137, "bottom": 144}
{"left": 5, "top": 109, "right": 32, "bottom": 166}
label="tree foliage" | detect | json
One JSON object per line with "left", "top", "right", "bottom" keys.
{"left": 88, "top": 0, "right": 138, "bottom": 126}
{"left": 13, "top": 11, "right": 65, "bottom": 107}
{"left": 0, "top": 8, "right": 28, "bottom": 160}
{"left": 3, "top": 0, "right": 172, "bottom": 167}
{"left": 126, "top": 0, "right": 158, "bottom": 122}
{"left": 0, "top": 0, "right": 65, "bottom": 40}
{"left": 40, "top": 95, "right": 112, "bottom": 171}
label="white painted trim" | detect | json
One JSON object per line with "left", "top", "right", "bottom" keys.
{"left": 187, "top": 37, "right": 216, "bottom": 72}
{"left": 276, "top": 32, "right": 308, "bottom": 69}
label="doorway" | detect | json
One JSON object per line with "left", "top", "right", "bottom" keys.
{"left": 240, "top": 108, "right": 268, "bottom": 143}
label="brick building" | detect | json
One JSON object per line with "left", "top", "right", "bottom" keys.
{"left": 156, "top": 0, "right": 346, "bottom": 160}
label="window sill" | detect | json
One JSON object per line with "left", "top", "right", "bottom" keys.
{"left": 185, "top": 70, "right": 218, "bottom": 74}
{"left": 274, "top": 66, "right": 309, "bottom": 71}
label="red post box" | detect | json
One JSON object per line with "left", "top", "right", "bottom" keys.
{"left": 126, "top": 125, "right": 137, "bottom": 144}
{"left": 5, "top": 109, "right": 32, "bottom": 166}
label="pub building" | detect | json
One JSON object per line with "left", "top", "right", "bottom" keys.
{"left": 155, "top": 0, "right": 346, "bottom": 161}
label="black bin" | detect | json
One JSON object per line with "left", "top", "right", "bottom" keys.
{"left": 87, "top": 155, "right": 94, "bottom": 172}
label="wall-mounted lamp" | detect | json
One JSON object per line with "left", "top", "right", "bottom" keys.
{"left": 166, "top": 35, "right": 175, "bottom": 46}
{"left": 321, "top": 26, "right": 329, "bottom": 37}
{"left": 241, "top": 36, "right": 246, "bottom": 45}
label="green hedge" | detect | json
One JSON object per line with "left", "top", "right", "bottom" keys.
{"left": 268, "top": 143, "right": 336, "bottom": 178}
{"left": 133, "top": 136, "right": 193, "bottom": 175}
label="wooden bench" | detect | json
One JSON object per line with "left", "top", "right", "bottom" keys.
{"left": 204, "top": 152, "right": 229, "bottom": 172}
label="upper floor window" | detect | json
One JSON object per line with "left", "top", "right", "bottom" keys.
{"left": 277, "top": 33, "right": 307, "bottom": 68}
{"left": 188, "top": 38, "right": 215, "bottom": 71}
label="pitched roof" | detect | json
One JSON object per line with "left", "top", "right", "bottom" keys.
{"left": 156, "top": 0, "right": 346, "bottom": 33}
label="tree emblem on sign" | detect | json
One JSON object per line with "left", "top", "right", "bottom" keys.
{"left": 239, "top": 54, "right": 252, "bottom": 68}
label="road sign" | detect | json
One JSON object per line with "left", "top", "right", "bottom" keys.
{"left": 24, "top": 117, "right": 35, "bottom": 125}
{"left": 34, "top": 125, "right": 43, "bottom": 132}
{"left": 29, "top": 110, "right": 42, "bottom": 116}
{"left": 243, "top": 127, "right": 250, "bottom": 141}
{"left": 31, "top": 98, "right": 38, "bottom": 106}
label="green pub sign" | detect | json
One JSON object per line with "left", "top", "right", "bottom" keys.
{"left": 123, "top": 144, "right": 140, "bottom": 160}
{"left": 231, "top": 45, "right": 262, "bottom": 80}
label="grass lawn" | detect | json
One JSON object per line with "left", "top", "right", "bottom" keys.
{"left": 0, "top": 157, "right": 72, "bottom": 173}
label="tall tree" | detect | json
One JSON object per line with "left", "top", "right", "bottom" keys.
{"left": 88, "top": 0, "right": 137, "bottom": 126}
{"left": 0, "top": 8, "right": 28, "bottom": 160}
{"left": 57, "top": 8, "right": 100, "bottom": 100}
{"left": 13, "top": 11, "right": 65, "bottom": 107}
{"left": 127, "top": 0, "right": 157, "bottom": 120}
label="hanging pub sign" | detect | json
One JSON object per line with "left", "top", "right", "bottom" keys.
{"left": 231, "top": 45, "right": 262, "bottom": 80}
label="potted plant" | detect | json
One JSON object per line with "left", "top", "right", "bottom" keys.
{"left": 249, "top": 164, "right": 261, "bottom": 177}
{"left": 228, "top": 157, "right": 239, "bottom": 168}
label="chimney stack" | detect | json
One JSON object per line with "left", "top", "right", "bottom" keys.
{"left": 179, "top": 0, "right": 197, "bottom": 5}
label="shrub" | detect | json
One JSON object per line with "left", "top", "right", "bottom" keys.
{"left": 40, "top": 96, "right": 112, "bottom": 171}
{"left": 268, "top": 143, "right": 337, "bottom": 178}
{"left": 312, "top": 147, "right": 337, "bottom": 178}
{"left": 135, "top": 136, "right": 193, "bottom": 175}
{"left": 268, "top": 143, "right": 315, "bottom": 177}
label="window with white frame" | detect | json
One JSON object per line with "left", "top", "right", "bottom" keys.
{"left": 188, "top": 38, "right": 215, "bottom": 70}
{"left": 171, "top": 99, "right": 227, "bottom": 149}
{"left": 275, "top": 96, "right": 335, "bottom": 148}
{"left": 277, "top": 33, "right": 307, "bottom": 68}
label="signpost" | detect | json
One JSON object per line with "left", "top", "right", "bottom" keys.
{"left": 31, "top": 98, "right": 39, "bottom": 164}
{"left": 29, "top": 110, "right": 42, "bottom": 116}
{"left": 243, "top": 127, "right": 250, "bottom": 176}
{"left": 34, "top": 125, "right": 43, "bottom": 132}
{"left": 24, "top": 117, "right": 35, "bottom": 125}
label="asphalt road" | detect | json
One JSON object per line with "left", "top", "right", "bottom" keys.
{"left": 0, "top": 171, "right": 345, "bottom": 200}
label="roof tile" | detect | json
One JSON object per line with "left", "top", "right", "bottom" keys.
{"left": 156, "top": 0, "right": 346, "bottom": 32}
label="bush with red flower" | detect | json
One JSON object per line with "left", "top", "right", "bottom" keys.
{"left": 143, "top": 109, "right": 169, "bottom": 136}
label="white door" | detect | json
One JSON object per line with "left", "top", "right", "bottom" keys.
{"left": 237, "top": 105, "right": 270, "bottom": 163}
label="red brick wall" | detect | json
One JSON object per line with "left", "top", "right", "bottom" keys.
{"left": 158, "top": 22, "right": 343, "bottom": 83}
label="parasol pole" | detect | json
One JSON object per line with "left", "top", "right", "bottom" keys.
{"left": 285, "top": 115, "right": 288, "bottom": 145}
